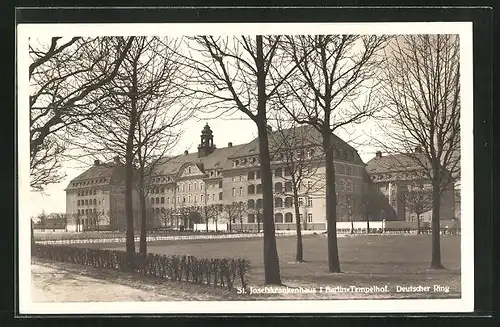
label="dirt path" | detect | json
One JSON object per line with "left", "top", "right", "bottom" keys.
{"left": 31, "top": 260, "right": 238, "bottom": 302}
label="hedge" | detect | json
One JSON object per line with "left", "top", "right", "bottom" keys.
{"left": 33, "top": 244, "right": 251, "bottom": 291}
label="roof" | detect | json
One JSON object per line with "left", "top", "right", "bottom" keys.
{"left": 65, "top": 161, "right": 126, "bottom": 190}
{"left": 365, "top": 153, "right": 429, "bottom": 175}
{"left": 228, "top": 125, "right": 364, "bottom": 164}
{"left": 152, "top": 143, "right": 247, "bottom": 176}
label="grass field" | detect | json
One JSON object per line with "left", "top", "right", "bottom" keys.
{"left": 89, "top": 234, "right": 461, "bottom": 300}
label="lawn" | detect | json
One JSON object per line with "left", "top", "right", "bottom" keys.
{"left": 94, "top": 234, "right": 461, "bottom": 300}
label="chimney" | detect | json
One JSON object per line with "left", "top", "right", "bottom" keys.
{"left": 114, "top": 156, "right": 120, "bottom": 163}
{"left": 228, "top": 142, "right": 233, "bottom": 148}
{"left": 184, "top": 150, "right": 189, "bottom": 155}
{"left": 94, "top": 159, "right": 100, "bottom": 166}
{"left": 375, "top": 151, "right": 382, "bottom": 159}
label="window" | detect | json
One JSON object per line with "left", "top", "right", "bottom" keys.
{"left": 93, "top": 189, "right": 97, "bottom": 195}
{"left": 219, "top": 192, "right": 223, "bottom": 200}
{"left": 274, "top": 182, "right": 283, "bottom": 193}
{"left": 285, "top": 212, "right": 293, "bottom": 223}
{"left": 339, "top": 179, "right": 345, "bottom": 192}
{"left": 232, "top": 188, "right": 236, "bottom": 197}
{"left": 275, "top": 197, "right": 283, "bottom": 208}
{"left": 248, "top": 171, "right": 255, "bottom": 180}
{"left": 256, "top": 184, "right": 262, "bottom": 194}
{"left": 239, "top": 175, "right": 243, "bottom": 181}
{"left": 247, "top": 199, "right": 255, "bottom": 210}
{"left": 285, "top": 181, "right": 292, "bottom": 192}
{"left": 188, "top": 195, "right": 191, "bottom": 203}
{"left": 274, "top": 168, "right": 282, "bottom": 177}
{"left": 161, "top": 197, "right": 165, "bottom": 204}
{"left": 183, "top": 197, "right": 186, "bottom": 203}
{"left": 156, "top": 197, "right": 160, "bottom": 204}
{"left": 298, "top": 197, "right": 304, "bottom": 206}
{"left": 188, "top": 183, "right": 191, "bottom": 191}
{"left": 219, "top": 181, "right": 223, "bottom": 188}
{"left": 337, "top": 164, "right": 346, "bottom": 175}
{"left": 284, "top": 197, "right": 293, "bottom": 208}
{"left": 299, "top": 213, "right": 304, "bottom": 222}
{"left": 346, "top": 166, "right": 352, "bottom": 176}
{"left": 284, "top": 167, "right": 291, "bottom": 176}
{"left": 77, "top": 192, "right": 80, "bottom": 197}
{"left": 256, "top": 199, "right": 263, "bottom": 209}
{"left": 231, "top": 176, "right": 235, "bottom": 182}
{"left": 212, "top": 194, "right": 215, "bottom": 201}
{"left": 307, "top": 181, "right": 312, "bottom": 189}
{"left": 248, "top": 185, "right": 255, "bottom": 194}
{"left": 256, "top": 170, "right": 261, "bottom": 179}
{"left": 194, "top": 183, "right": 197, "bottom": 191}
{"left": 274, "top": 213, "right": 283, "bottom": 223}
{"left": 308, "top": 197, "right": 313, "bottom": 207}
{"left": 77, "top": 200, "right": 80, "bottom": 206}
{"left": 233, "top": 160, "right": 238, "bottom": 168}
{"left": 346, "top": 180, "right": 353, "bottom": 192}
{"left": 307, "top": 213, "right": 313, "bottom": 222}
{"left": 77, "top": 209, "right": 80, "bottom": 215}
{"left": 85, "top": 199, "right": 88, "bottom": 205}
{"left": 247, "top": 214, "right": 255, "bottom": 223}
{"left": 151, "top": 198, "right": 155, "bottom": 205}
{"left": 93, "top": 199, "right": 96, "bottom": 205}
{"left": 177, "top": 196, "right": 180, "bottom": 203}
{"left": 182, "top": 184, "right": 185, "bottom": 192}
{"left": 194, "top": 195, "right": 198, "bottom": 203}
{"left": 160, "top": 187, "right": 165, "bottom": 193}
{"left": 188, "top": 167, "right": 191, "bottom": 174}
{"left": 201, "top": 183, "right": 204, "bottom": 190}
{"left": 239, "top": 187, "right": 243, "bottom": 196}
{"left": 167, "top": 197, "right": 170, "bottom": 204}
{"left": 200, "top": 195, "right": 204, "bottom": 202}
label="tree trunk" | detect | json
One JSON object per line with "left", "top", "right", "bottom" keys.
{"left": 124, "top": 66, "right": 138, "bottom": 271}
{"left": 417, "top": 214, "right": 421, "bottom": 235}
{"left": 430, "top": 179, "right": 444, "bottom": 269}
{"left": 350, "top": 216, "right": 354, "bottom": 234}
{"left": 293, "top": 188, "right": 303, "bottom": 262}
{"left": 31, "top": 220, "right": 35, "bottom": 254}
{"left": 366, "top": 212, "right": 370, "bottom": 234}
{"left": 322, "top": 130, "right": 341, "bottom": 273}
{"left": 257, "top": 214, "right": 261, "bottom": 233}
{"left": 138, "top": 182, "right": 147, "bottom": 256}
{"left": 229, "top": 215, "right": 232, "bottom": 232}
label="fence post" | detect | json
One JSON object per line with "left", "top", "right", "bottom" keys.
{"left": 382, "top": 219, "right": 386, "bottom": 234}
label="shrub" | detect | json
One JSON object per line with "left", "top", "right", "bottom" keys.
{"left": 33, "top": 244, "right": 251, "bottom": 291}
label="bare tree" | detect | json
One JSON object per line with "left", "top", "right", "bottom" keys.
{"left": 69, "top": 37, "right": 190, "bottom": 264}
{"left": 183, "top": 36, "right": 316, "bottom": 284}
{"left": 29, "top": 37, "right": 134, "bottom": 191}
{"left": 223, "top": 202, "right": 244, "bottom": 232}
{"left": 277, "top": 35, "right": 389, "bottom": 272}
{"left": 270, "top": 119, "right": 324, "bottom": 262}
{"left": 379, "top": 35, "right": 460, "bottom": 268}
{"left": 401, "top": 184, "right": 433, "bottom": 235}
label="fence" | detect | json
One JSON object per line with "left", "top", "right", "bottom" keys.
{"left": 33, "top": 244, "right": 251, "bottom": 291}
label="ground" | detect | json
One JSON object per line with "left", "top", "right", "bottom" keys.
{"left": 34, "top": 234, "right": 461, "bottom": 301}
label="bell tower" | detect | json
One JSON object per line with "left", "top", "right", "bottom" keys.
{"left": 198, "top": 123, "right": 216, "bottom": 157}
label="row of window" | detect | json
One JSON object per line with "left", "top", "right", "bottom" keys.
{"left": 73, "top": 179, "right": 107, "bottom": 188}
{"left": 77, "top": 198, "right": 102, "bottom": 206}
{"left": 371, "top": 171, "right": 426, "bottom": 181}
{"left": 150, "top": 192, "right": 223, "bottom": 205}
{"left": 247, "top": 212, "right": 313, "bottom": 223}
{"left": 76, "top": 208, "right": 98, "bottom": 215}
{"left": 77, "top": 189, "right": 98, "bottom": 196}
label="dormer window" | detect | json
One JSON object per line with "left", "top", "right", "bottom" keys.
{"left": 188, "top": 167, "right": 192, "bottom": 174}
{"left": 252, "top": 157, "right": 256, "bottom": 164}
{"left": 233, "top": 160, "right": 238, "bottom": 167}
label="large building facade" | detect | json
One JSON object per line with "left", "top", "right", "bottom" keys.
{"left": 365, "top": 149, "right": 455, "bottom": 223}
{"left": 145, "top": 124, "right": 366, "bottom": 231}
{"left": 67, "top": 124, "right": 455, "bottom": 232}
{"left": 64, "top": 156, "right": 140, "bottom": 232}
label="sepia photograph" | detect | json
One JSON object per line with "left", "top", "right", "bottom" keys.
{"left": 17, "top": 21, "right": 473, "bottom": 314}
